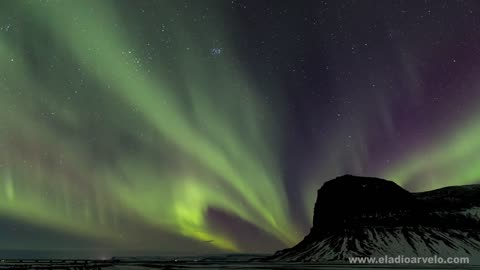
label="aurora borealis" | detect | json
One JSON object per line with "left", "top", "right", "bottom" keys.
{"left": 1, "top": 0, "right": 480, "bottom": 257}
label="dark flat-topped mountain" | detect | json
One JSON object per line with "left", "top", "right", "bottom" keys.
{"left": 268, "top": 175, "right": 480, "bottom": 262}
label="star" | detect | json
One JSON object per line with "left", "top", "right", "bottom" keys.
{"left": 210, "top": 47, "right": 222, "bottom": 56}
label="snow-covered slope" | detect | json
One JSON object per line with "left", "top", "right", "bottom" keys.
{"left": 268, "top": 175, "right": 480, "bottom": 262}
{"left": 271, "top": 227, "right": 480, "bottom": 262}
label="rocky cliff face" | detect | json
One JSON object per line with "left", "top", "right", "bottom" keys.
{"left": 268, "top": 175, "right": 480, "bottom": 262}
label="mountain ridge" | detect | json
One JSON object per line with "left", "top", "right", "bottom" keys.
{"left": 267, "top": 175, "right": 480, "bottom": 262}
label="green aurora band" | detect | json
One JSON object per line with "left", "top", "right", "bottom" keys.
{"left": 383, "top": 107, "right": 480, "bottom": 192}
{"left": 0, "top": 0, "right": 295, "bottom": 251}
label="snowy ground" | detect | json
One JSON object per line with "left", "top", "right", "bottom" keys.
{"left": 103, "top": 262, "right": 480, "bottom": 270}
{"left": 0, "top": 260, "right": 479, "bottom": 270}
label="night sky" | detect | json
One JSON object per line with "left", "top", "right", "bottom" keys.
{"left": 1, "top": 0, "right": 480, "bottom": 257}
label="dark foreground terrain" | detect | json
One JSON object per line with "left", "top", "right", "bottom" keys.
{"left": 0, "top": 258, "right": 478, "bottom": 270}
